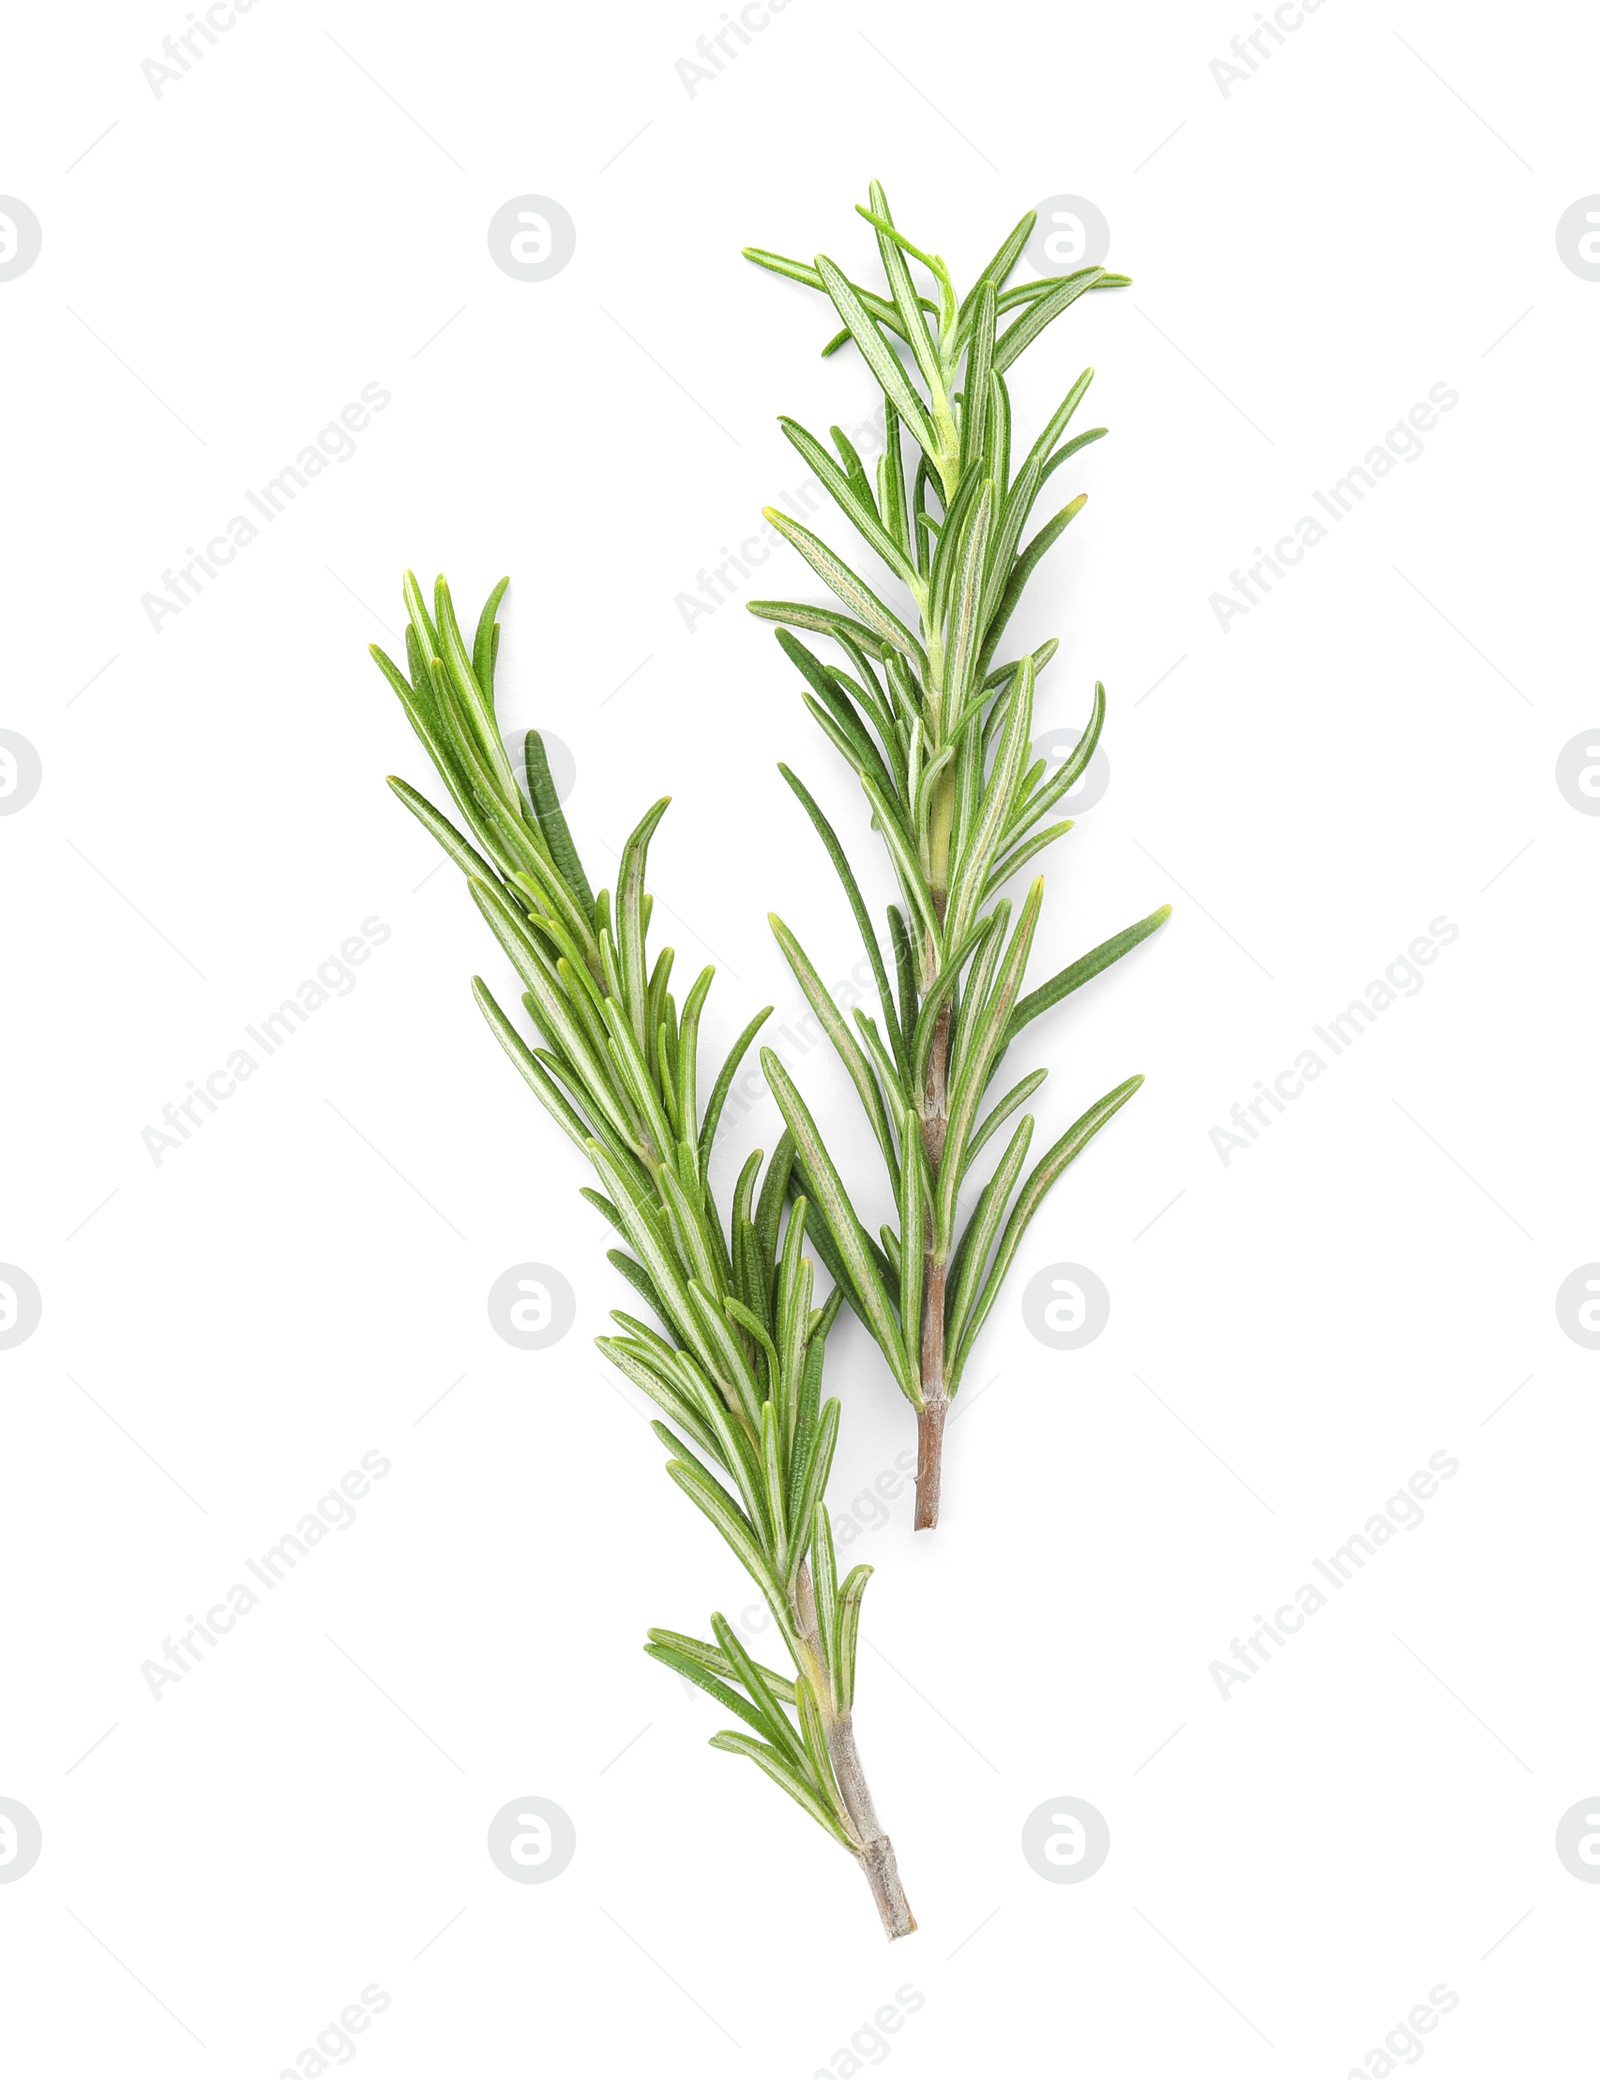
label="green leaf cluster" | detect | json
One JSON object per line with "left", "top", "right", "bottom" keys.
{"left": 372, "top": 575, "right": 882, "bottom": 1855}
{"left": 745, "top": 185, "right": 1169, "bottom": 1416}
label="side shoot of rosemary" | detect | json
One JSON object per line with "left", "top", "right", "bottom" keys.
{"left": 369, "top": 574, "right": 914, "bottom": 1938}
{"left": 744, "top": 185, "right": 1170, "bottom": 1528}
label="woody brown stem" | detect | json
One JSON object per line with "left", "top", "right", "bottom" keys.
{"left": 913, "top": 1392, "right": 947, "bottom": 1531}
{"left": 833, "top": 1714, "right": 916, "bottom": 1939}
{"left": 793, "top": 1566, "right": 916, "bottom": 1940}
{"left": 857, "top": 1837, "right": 916, "bottom": 1939}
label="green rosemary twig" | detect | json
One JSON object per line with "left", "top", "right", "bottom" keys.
{"left": 370, "top": 573, "right": 914, "bottom": 1938}
{"left": 746, "top": 184, "right": 1170, "bottom": 1527}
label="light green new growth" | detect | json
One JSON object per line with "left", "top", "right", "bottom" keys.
{"left": 745, "top": 184, "right": 1170, "bottom": 1526}
{"left": 370, "top": 574, "right": 914, "bottom": 1939}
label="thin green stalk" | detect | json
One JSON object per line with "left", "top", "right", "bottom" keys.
{"left": 745, "top": 184, "right": 1170, "bottom": 1526}
{"left": 370, "top": 575, "right": 913, "bottom": 1938}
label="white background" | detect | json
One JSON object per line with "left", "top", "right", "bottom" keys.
{"left": 3, "top": 1, "right": 1598, "bottom": 2073}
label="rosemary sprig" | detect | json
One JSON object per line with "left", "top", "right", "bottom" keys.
{"left": 370, "top": 574, "right": 914, "bottom": 1939}
{"left": 746, "top": 185, "right": 1170, "bottom": 1527}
